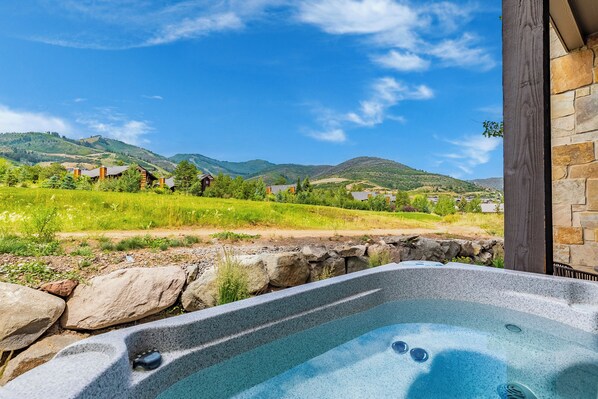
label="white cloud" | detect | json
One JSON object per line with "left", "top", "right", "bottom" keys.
{"left": 78, "top": 110, "right": 153, "bottom": 145}
{"left": 426, "top": 33, "right": 496, "bottom": 71}
{"left": 346, "top": 77, "right": 433, "bottom": 127}
{"left": 0, "top": 104, "right": 72, "bottom": 134}
{"left": 372, "top": 50, "right": 430, "bottom": 72}
{"left": 27, "top": 0, "right": 282, "bottom": 49}
{"left": 308, "top": 128, "right": 347, "bottom": 143}
{"left": 297, "top": 0, "right": 495, "bottom": 72}
{"left": 145, "top": 12, "right": 244, "bottom": 46}
{"left": 73, "top": 98, "right": 87, "bottom": 103}
{"left": 440, "top": 135, "right": 501, "bottom": 176}
{"left": 143, "top": 95, "right": 164, "bottom": 100}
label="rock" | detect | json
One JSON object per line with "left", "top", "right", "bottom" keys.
{"left": 236, "top": 255, "right": 269, "bottom": 294}
{"left": 309, "top": 256, "right": 345, "bottom": 282}
{"left": 61, "top": 266, "right": 185, "bottom": 330}
{"left": 185, "top": 265, "right": 199, "bottom": 285}
{"left": 458, "top": 240, "right": 475, "bottom": 257}
{"left": 492, "top": 243, "right": 505, "bottom": 260}
{"left": 475, "top": 252, "right": 493, "bottom": 266}
{"left": 0, "top": 334, "right": 84, "bottom": 385}
{"left": 440, "top": 241, "right": 461, "bottom": 261}
{"left": 407, "top": 238, "right": 445, "bottom": 262}
{"left": 346, "top": 256, "right": 369, "bottom": 273}
{"left": 263, "top": 252, "right": 310, "bottom": 287}
{"left": 181, "top": 267, "right": 218, "bottom": 311}
{"left": 367, "top": 244, "right": 400, "bottom": 263}
{"left": 338, "top": 245, "right": 367, "bottom": 257}
{"left": 0, "top": 283, "right": 65, "bottom": 351}
{"left": 301, "top": 246, "right": 330, "bottom": 262}
{"left": 40, "top": 279, "right": 78, "bottom": 298}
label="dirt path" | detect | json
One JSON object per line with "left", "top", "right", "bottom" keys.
{"left": 58, "top": 225, "right": 493, "bottom": 240}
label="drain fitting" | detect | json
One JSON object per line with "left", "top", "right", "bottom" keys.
{"left": 497, "top": 383, "right": 537, "bottom": 399}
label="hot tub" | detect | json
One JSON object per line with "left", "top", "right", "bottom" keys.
{"left": 2, "top": 262, "right": 598, "bottom": 399}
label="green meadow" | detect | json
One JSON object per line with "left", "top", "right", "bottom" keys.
{"left": 0, "top": 187, "right": 503, "bottom": 235}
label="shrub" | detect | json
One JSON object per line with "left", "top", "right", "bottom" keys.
{"left": 315, "top": 264, "right": 335, "bottom": 281}
{"left": 70, "top": 246, "right": 94, "bottom": 257}
{"left": 60, "top": 174, "right": 77, "bottom": 190}
{"left": 0, "top": 235, "right": 61, "bottom": 256}
{"left": 369, "top": 250, "right": 392, "bottom": 267}
{"left": 23, "top": 207, "right": 62, "bottom": 243}
{"left": 216, "top": 249, "right": 249, "bottom": 305}
{"left": 492, "top": 257, "right": 504, "bottom": 269}
{"left": 211, "top": 231, "right": 260, "bottom": 241}
{"left": 412, "top": 195, "right": 430, "bottom": 213}
{"left": 113, "top": 235, "right": 200, "bottom": 251}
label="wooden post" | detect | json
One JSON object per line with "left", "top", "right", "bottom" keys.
{"left": 503, "top": 0, "right": 553, "bottom": 274}
{"left": 99, "top": 166, "right": 107, "bottom": 180}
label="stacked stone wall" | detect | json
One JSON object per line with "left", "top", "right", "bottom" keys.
{"left": 550, "top": 27, "right": 598, "bottom": 272}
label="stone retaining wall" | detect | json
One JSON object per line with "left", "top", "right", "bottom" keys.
{"left": 0, "top": 236, "right": 503, "bottom": 384}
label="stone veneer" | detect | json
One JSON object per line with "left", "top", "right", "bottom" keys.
{"left": 550, "top": 27, "right": 598, "bottom": 273}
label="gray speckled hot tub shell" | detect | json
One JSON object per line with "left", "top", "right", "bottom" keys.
{"left": 2, "top": 262, "right": 598, "bottom": 399}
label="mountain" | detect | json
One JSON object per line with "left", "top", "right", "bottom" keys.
{"left": 169, "top": 153, "right": 276, "bottom": 177}
{"left": 469, "top": 177, "right": 504, "bottom": 191}
{"left": 311, "top": 157, "right": 481, "bottom": 192}
{"left": 0, "top": 133, "right": 486, "bottom": 192}
{"left": 0, "top": 132, "right": 175, "bottom": 174}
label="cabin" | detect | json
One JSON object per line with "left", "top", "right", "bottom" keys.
{"left": 480, "top": 203, "right": 504, "bottom": 214}
{"left": 266, "top": 184, "right": 296, "bottom": 195}
{"left": 74, "top": 165, "right": 157, "bottom": 189}
{"left": 162, "top": 173, "right": 214, "bottom": 193}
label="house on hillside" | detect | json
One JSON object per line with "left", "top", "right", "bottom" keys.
{"left": 74, "top": 165, "right": 157, "bottom": 189}
{"left": 266, "top": 184, "right": 296, "bottom": 195}
{"left": 163, "top": 173, "right": 214, "bottom": 192}
{"left": 351, "top": 192, "right": 396, "bottom": 203}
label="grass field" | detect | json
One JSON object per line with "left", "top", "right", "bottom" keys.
{"left": 0, "top": 187, "right": 503, "bottom": 235}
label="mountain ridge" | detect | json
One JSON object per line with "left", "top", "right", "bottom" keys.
{"left": 0, "top": 132, "right": 486, "bottom": 192}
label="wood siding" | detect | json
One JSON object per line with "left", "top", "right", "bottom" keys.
{"left": 503, "top": 0, "right": 553, "bottom": 274}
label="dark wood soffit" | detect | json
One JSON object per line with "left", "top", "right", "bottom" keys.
{"left": 502, "top": 0, "right": 553, "bottom": 274}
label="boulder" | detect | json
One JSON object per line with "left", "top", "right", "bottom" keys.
{"left": 492, "top": 242, "right": 505, "bottom": 259}
{"left": 402, "top": 238, "right": 444, "bottom": 262}
{"left": 0, "top": 334, "right": 84, "bottom": 385}
{"left": 346, "top": 256, "right": 369, "bottom": 273}
{"left": 338, "top": 245, "right": 367, "bottom": 257}
{"left": 367, "top": 244, "right": 400, "bottom": 263}
{"left": 262, "top": 252, "right": 310, "bottom": 287}
{"left": 440, "top": 241, "right": 461, "bottom": 261}
{"left": 185, "top": 265, "right": 199, "bottom": 285}
{"left": 0, "top": 283, "right": 65, "bottom": 351}
{"left": 61, "top": 266, "right": 185, "bottom": 330}
{"left": 385, "top": 235, "right": 418, "bottom": 245}
{"left": 180, "top": 267, "right": 218, "bottom": 311}
{"left": 40, "top": 279, "right": 78, "bottom": 298}
{"left": 475, "top": 252, "right": 493, "bottom": 266}
{"left": 458, "top": 240, "right": 476, "bottom": 257}
{"left": 301, "top": 246, "right": 330, "bottom": 262}
{"left": 236, "top": 255, "right": 269, "bottom": 294}
{"left": 309, "top": 256, "right": 345, "bottom": 282}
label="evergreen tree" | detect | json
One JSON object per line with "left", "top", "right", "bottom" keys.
{"left": 302, "top": 177, "right": 312, "bottom": 192}
{"left": 116, "top": 166, "right": 142, "bottom": 193}
{"left": 60, "top": 174, "right": 77, "bottom": 190}
{"left": 4, "top": 168, "right": 18, "bottom": 187}
{"left": 296, "top": 177, "right": 302, "bottom": 193}
{"left": 41, "top": 175, "right": 61, "bottom": 189}
{"left": 457, "top": 196, "right": 468, "bottom": 212}
{"left": 395, "top": 191, "right": 410, "bottom": 208}
{"left": 174, "top": 161, "right": 199, "bottom": 194}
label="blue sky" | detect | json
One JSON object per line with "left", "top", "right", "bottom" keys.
{"left": 0, "top": 0, "right": 503, "bottom": 179}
